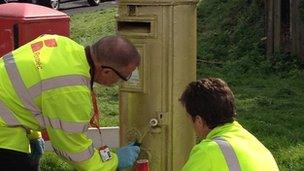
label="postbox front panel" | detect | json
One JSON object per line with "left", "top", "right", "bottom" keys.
{"left": 120, "top": 38, "right": 166, "bottom": 171}
{"left": 118, "top": 3, "right": 197, "bottom": 171}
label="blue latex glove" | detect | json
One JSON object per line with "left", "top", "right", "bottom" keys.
{"left": 117, "top": 142, "right": 140, "bottom": 169}
{"left": 30, "top": 138, "right": 45, "bottom": 165}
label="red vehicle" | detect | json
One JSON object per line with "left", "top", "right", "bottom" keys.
{"left": 0, "top": 0, "right": 100, "bottom": 10}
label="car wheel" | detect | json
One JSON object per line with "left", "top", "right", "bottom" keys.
{"left": 18, "top": 0, "right": 37, "bottom": 3}
{"left": 0, "top": 0, "right": 8, "bottom": 4}
{"left": 50, "top": 0, "right": 59, "bottom": 9}
{"left": 87, "top": 0, "right": 100, "bottom": 6}
{"left": 18, "top": 0, "right": 30, "bottom": 2}
{"left": 40, "top": 0, "right": 60, "bottom": 10}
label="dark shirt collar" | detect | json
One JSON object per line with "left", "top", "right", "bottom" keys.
{"left": 85, "top": 46, "right": 94, "bottom": 90}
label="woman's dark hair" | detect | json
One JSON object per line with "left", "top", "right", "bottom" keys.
{"left": 180, "top": 78, "right": 236, "bottom": 129}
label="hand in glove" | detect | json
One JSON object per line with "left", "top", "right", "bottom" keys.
{"left": 117, "top": 142, "right": 140, "bottom": 169}
{"left": 30, "top": 138, "right": 45, "bottom": 165}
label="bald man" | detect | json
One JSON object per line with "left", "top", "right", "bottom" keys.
{"left": 0, "top": 34, "right": 140, "bottom": 170}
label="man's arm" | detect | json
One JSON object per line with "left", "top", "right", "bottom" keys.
{"left": 42, "top": 89, "right": 118, "bottom": 170}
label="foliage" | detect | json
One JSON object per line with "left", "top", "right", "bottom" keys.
{"left": 40, "top": 152, "right": 75, "bottom": 171}
{"left": 70, "top": 8, "right": 117, "bottom": 46}
{"left": 197, "top": 0, "right": 265, "bottom": 62}
{"left": 197, "top": 0, "right": 304, "bottom": 170}
{"left": 95, "top": 85, "right": 119, "bottom": 126}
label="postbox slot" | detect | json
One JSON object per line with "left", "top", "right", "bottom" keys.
{"left": 118, "top": 21, "right": 151, "bottom": 34}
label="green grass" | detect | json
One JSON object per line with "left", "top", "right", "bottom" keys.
{"left": 70, "top": 7, "right": 117, "bottom": 46}
{"left": 94, "top": 85, "right": 119, "bottom": 126}
{"left": 236, "top": 76, "right": 304, "bottom": 171}
{"left": 40, "top": 152, "right": 75, "bottom": 171}
{"left": 197, "top": 0, "right": 304, "bottom": 170}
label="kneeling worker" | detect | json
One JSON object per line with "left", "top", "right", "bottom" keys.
{"left": 0, "top": 34, "right": 141, "bottom": 170}
{"left": 180, "top": 78, "right": 279, "bottom": 171}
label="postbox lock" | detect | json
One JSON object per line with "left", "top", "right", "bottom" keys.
{"left": 149, "top": 118, "right": 159, "bottom": 127}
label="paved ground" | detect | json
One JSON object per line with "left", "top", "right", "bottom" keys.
{"left": 60, "top": 0, "right": 117, "bottom": 15}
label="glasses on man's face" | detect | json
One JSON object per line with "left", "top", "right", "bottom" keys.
{"left": 101, "top": 65, "right": 132, "bottom": 81}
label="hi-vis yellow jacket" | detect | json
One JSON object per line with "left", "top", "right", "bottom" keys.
{"left": 182, "top": 121, "right": 279, "bottom": 171}
{"left": 0, "top": 34, "right": 118, "bottom": 171}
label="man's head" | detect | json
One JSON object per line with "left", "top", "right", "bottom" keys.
{"left": 90, "top": 36, "right": 140, "bottom": 86}
{"left": 180, "top": 78, "right": 236, "bottom": 138}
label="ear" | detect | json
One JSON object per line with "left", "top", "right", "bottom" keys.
{"left": 195, "top": 115, "right": 207, "bottom": 128}
{"left": 195, "top": 115, "right": 203, "bottom": 125}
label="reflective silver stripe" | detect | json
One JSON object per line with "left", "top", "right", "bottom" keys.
{"left": 3, "top": 53, "right": 44, "bottom": 126}
{"left": 29, "top": 75, "right": 90, "bottom": 97}
{"left": 213, "top": 137, "right": 241, "bottom": 171}
{"left": 53, "top": 144, "right": 95, "bottom": 162}
{"left": 30, "top": 75, "right": 90, "bottom": 133}
{"left": 0, "top": 100, "right": 20, "bottom": 126}
{"left": 44, "top": 115, "right": 89, "bottom": 133}
{"left": 3, "top": 53, "right": 91, "bottom": 133}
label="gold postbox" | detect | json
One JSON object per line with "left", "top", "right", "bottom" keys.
{"left": 117, "top": 0, "right": 198, "bottom": 170}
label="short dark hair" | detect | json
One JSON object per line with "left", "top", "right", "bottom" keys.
{"left": 91, "top": 36, "right": 140, "bottom": 68}
{"left": 180, "top": 78, "right": 236, "bottom": 129}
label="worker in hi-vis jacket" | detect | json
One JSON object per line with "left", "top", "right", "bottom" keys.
{"left": 0, "top": 34, "right": 140, "bottom": 170}
{"left": 180, "top": 78, "right": 279, "bottom": 171}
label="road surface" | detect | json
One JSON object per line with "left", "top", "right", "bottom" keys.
{"left": 60, "top": 0, "right": 117, "bottom": 15}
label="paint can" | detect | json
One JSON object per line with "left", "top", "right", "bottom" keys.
{"left": 136, "top": 159, "right": 149, "bottom": 171}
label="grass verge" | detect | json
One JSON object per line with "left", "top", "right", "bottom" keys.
{"left": 197, "top": 0, "right": 304, "bottom": 170}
